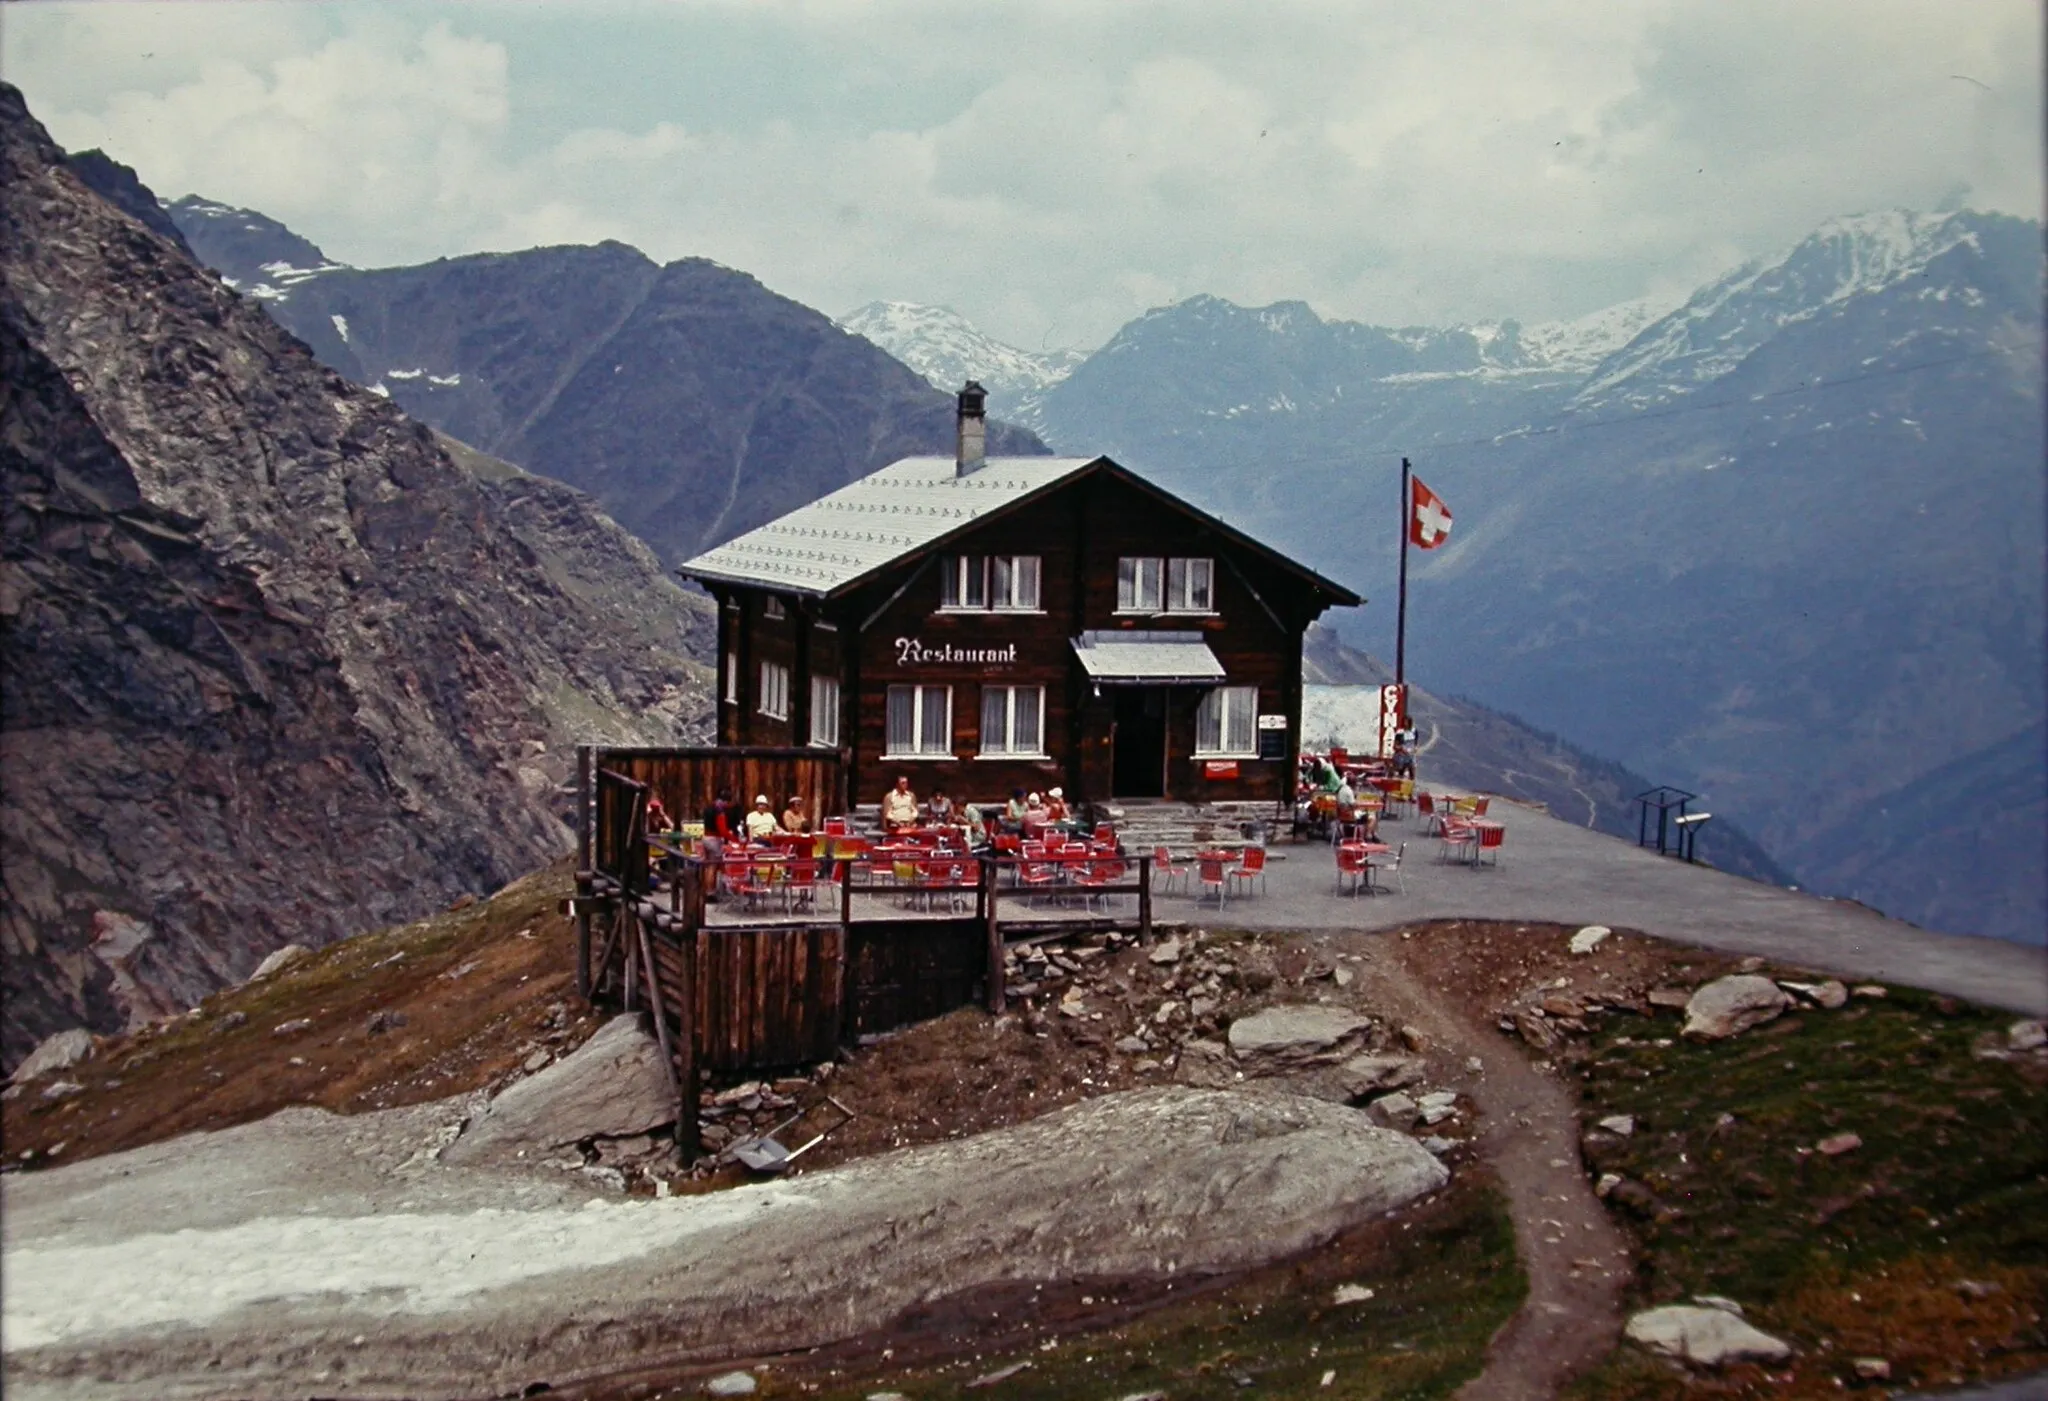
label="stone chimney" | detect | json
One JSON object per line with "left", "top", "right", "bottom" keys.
{"left": 956, "top": 380, "right": 987, "bottom": 475}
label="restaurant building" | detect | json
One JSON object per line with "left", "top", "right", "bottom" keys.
{"left": 677, "top": 384, "right": 1360, "bottom": 810}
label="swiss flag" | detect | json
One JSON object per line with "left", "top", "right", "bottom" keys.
{"left": 1410, "top": 476, "right": 1453, "bottom": 549}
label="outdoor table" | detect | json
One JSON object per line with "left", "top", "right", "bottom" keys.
{"left": 1338, "top": 840, "right": 1391, "bottom": 892}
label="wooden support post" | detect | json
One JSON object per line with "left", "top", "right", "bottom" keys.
{"left": 841, "top": 849, "right": 855, "bottom": 927}
{"left": 984, "top": 851, "right": 1005, "bottom": 1013}
{"left": 634, "top": 922, "right": 696, "bottom": 1161}
{"left": 574, "top": 871, "right": 594, "bottom": 999}
{"left": 1138, "top": 851, "right": 1153, "bottom": 940}
{"left": 620, "top": 908, "right": 638, "bottom": 1013}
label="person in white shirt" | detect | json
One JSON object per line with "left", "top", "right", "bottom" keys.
{"left": 882, "top": 776, "right": 920, "bottom": 832}
{"left": 743, "top": 794, "right": 779, "bottom": 840}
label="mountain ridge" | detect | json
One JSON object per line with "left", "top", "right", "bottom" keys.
{"left": 165, "top": 200, "right": 1053, "bottom": 566}
{"left": 0, "top": 83, "right": 715, "bottom": 1068}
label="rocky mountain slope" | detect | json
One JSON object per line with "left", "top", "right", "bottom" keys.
{"left": 1031, "top": 212, "right": 2045, "bottom": 944}
{"left": 0, "top": 84, "right": 715, "bottom": 1070}
{"left": 1300, "top": 627, "right": 1789, "bottom": 886}
{"left": 836, "top": 299, "right": 1084, "bottom": 426}
{"left": 166, "top": 202, "right": 1049, "bottom": 566}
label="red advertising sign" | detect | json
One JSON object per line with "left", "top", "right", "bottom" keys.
{"left": 1203, "top": 760, "right": 1240, "bottom": 780}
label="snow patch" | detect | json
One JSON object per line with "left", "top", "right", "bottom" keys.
{"left": 368, "top": 383, "right": 391, "bottom": 399}
{"left": 386, "top": 368, "right": 424, "bottom": 381}
{"left": 2, "top": 1188, "right": 820, "bottom": 1349}
{"left": 331, "top": 314, "right": 349, "bottom": 344}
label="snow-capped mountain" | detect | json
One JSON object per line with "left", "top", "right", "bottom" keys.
{"left": 837, "top": 301, "right": 1085, "bottom": 425}
{"left": 1572, "top": 210, "right": 2008, "bottom": 411}
{"left": 166, "top": 196, "right": 349, "bottom": 302}
{"left": 1033, "top": 208, "right": 2044, "bottom": 946}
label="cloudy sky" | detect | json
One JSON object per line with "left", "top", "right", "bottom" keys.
{"left": 5, "top": 1, "right": 2040, "bottom": 350}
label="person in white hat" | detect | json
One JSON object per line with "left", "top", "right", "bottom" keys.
{"left": 743, "top": 793, "right": 779, "bottom": 840}
{"left": 1044, "top": 787, "right": 1070, "bottom": 822}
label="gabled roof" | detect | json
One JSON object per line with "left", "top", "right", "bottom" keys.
{"left": 677, "top": 454, "right": 1361, "bottom": 607}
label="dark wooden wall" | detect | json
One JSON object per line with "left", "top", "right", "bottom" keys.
{"left": 593, "top": 747, "right": 847, "bottom": 830}
{"left": 690, "top": 924, "right": 847, "bottom": 1067}
{"left": 844, "top": 918, "right": 989, "bottom": 1038}
{"left": 700, "top": 460, "right": 1346, "bottom": 810}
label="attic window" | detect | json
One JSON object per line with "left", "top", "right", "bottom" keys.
{"left": 764, "top": 597, "right": 786, "bottom": 620}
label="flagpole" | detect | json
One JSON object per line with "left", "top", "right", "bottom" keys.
{"left": 1395, "top": 456, "right": 1410, "bottom": 723}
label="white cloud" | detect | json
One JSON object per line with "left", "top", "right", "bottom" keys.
{"left": 3, "top": 0, "right": 2039, "bottom": 347}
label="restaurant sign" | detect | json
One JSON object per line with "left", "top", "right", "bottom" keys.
{"left": 894, "top": 637, "right": 1018, "bottom": 667}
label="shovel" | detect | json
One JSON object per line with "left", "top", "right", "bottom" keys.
{"left": 728, "top": 1094, "right": 855, "bottom": 1174}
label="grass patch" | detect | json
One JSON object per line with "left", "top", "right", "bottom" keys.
{"left": 1563, "top": 985, "right": 2048, "bottom": 1397}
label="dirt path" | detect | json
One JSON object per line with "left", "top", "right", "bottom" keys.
{"left": 1352, "top": 936, "right": 1633, "bottom": 1401}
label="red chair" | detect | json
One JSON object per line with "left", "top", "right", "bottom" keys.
{"left": 1017, "top": 858, "right": 1059, "bottom": 906}
{"left": 1471, "top": 797, "right": 1491, "bottom": 818}
{"left": 1367, "top": 841, "right": 1407, "bottom": 894}
{"left": 1475, "top": 825, "right": 1505, "bottom": 867}
{"left": 1417, "top": 791, "right": 1438, "bottom": 832}
{"left": 1152, "top": 846, "right": 1189, "bottom": 896}
{"left": 1229, "top": 846, "right": 1268, "bottom": 898}
{"left": 917, "top": 859, "right": 970, "bottom": 912}
{"left": 1092, "top": 822, "right": 1117, "bottom": 845}
{"left": 1336, "top": 844, "right": 1369, "bottom": 896}
{"left": 1075, "top": 858, "right": 1125, "bottom": 913}
{"left": 1438, "top": 820, "right": 1477, "bottom": 865}
{"left": 1196, "top": 855, "right": 1229, "bottom": 908}
{"left": 785, "top": 855, "right": 820, "bottom": 912}
{"left": 823, "top": 816, "right": 849, "bottom": 836}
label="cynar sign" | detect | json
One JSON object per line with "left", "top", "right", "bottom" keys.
{"left": 894, "top": 637, "right": 1018, "bottom": 667}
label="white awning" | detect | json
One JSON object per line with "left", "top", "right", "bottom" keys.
{"left": 1071, "top": 631, "right": 1226, "bottom": 684}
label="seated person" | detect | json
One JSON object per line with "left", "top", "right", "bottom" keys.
{"left": 1335, "top": 777, "right": 1357, "bottom": 810}
{"left": 743, "top": 793, "right": 779, "bottom": 841}
{"left": 882, "top": 776, "right": 920, "bottom": 832}
{"left": 1044, "top": 786, "right": 1071, "bottom": 823}
{"left": 961, "top": 803, "right": 990, "bottom": 848}
{"left": 644, "top": 795, "right": 672, "bottom": 834}
{"left": 928, "top": 787, "right": 956, "bottom": 826}
{"left": 1025, "top": 792, "right": 1048, "bottom": 824}
{"left": 1004, "top": 787, "right": 1028, "bottom": 828}
{"left": 781, "top": 795, "right": 810, "bottom": 834}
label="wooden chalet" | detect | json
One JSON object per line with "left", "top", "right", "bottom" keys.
{"left": 677, "top": 384, "right": 1360, "bottom": 812}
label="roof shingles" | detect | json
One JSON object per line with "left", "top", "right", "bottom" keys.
{"left": 680, "top": 456, "right": 1098, "bottom": 596}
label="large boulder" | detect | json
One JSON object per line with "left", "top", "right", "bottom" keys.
{"left": 10, "top": 1028, "right": 94, "bottom": 1083}
{"left": 1226, "top": 1005, "right": 1374, "bottom": 1074}
{"left": 1682, "top": 976, "right": 1793, "bottom": 1040}
{"left": 1625, "top": 1304, "right": 1791, "bottom": 1367}
{"left": 442, "top": 1016, "right": 675, "bottom": 1164}
{"left": 6, "top": 1087, "right": 1448, "bottom": 1400}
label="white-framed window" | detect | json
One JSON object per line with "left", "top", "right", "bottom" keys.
{"left": 1195, "top": 685, "right": 1258, "bottom": 756}
{"left": 1116, "top": 556, "right": 1163, "bottom": 612}
{"left": 757, "top": 661, "right": 790, "bottom": 721}
{"left": 885, "top": 684, "right": 952, "bottom": 756}
{"left": 979, "top": 685, "right": 1045, "bottom": 756}
{"left": 763, "top": 596, "right": 786, "bottom": 620}
{"left": 1167, "top": 557, "right": 1214, "bottom": 612}
{"left": 723, "top": 652, "right": 738, "bottom": 705}
{"left": 940, "top": 555, "right": 1041, "bottom": 611}
{"left": 1118, "top": 556, "right": 1215, "bottom": 613}
{"left": 810, "top": 675, "right": 840, "bottom": 747}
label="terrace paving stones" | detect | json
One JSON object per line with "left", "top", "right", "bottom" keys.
{"left": 1682, "top": 975, "right": 1794, "bottom": 1040}
{"left": 442, "top": 1015, "right": 673, "bottom": 1166}
{"left": 1159, "top": 801, "right": 2047, "bottom": 1016}
{"left": 1624, "top": 1303, "right": 1793, "bottom": 1367}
